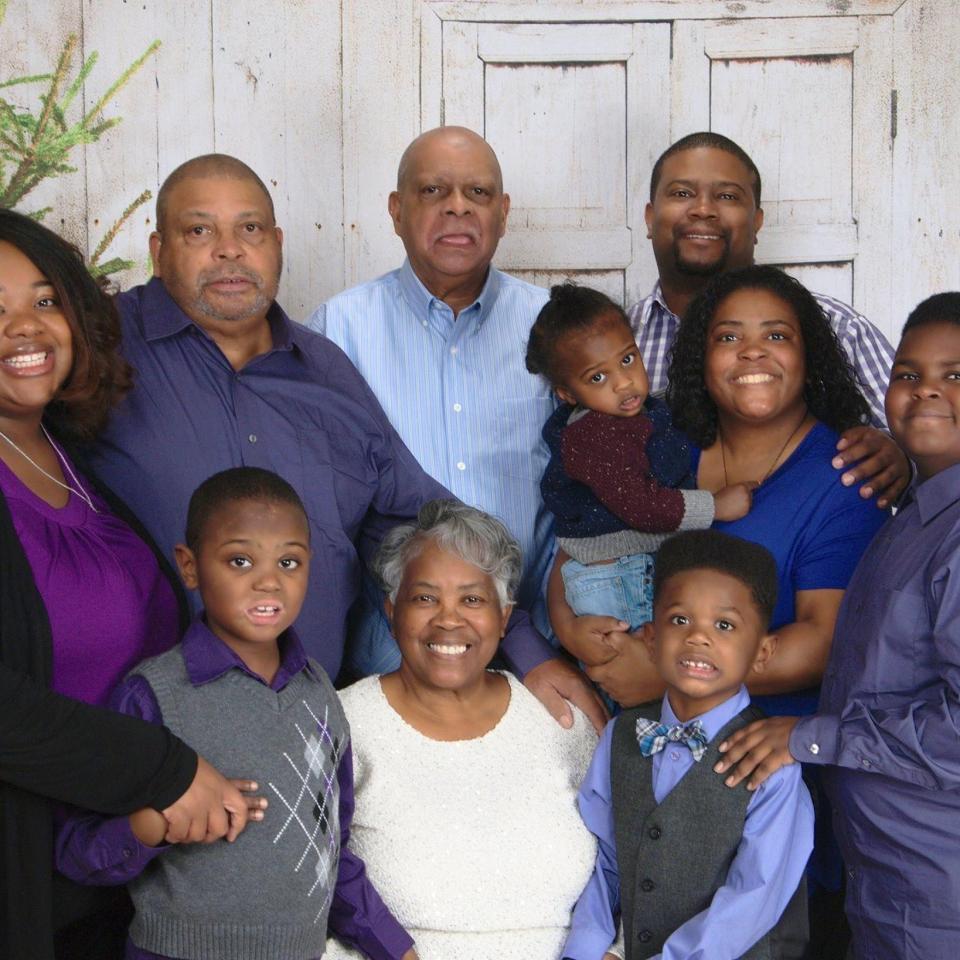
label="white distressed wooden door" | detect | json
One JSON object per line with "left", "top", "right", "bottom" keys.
{"left": 418, "top": 1, "right": 903, "bottom": 336}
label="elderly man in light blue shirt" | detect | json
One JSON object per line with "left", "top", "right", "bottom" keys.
{"left": 309, "top": 126, "right": 600, "bottom": 726}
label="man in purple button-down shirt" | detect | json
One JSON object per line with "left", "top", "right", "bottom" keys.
{"left": 88, "top": 153, "right": 597, "bottom": 720}
{"left": 717, "top": 293, "right": 960, "bottom": 959}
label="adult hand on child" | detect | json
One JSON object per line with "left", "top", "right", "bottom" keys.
{"left": 833, "top": 425, "right": 910, "bottom": 508}
{"left": 715, "top": 716, "right": 800, "bottom": 790}
{"left": 161, "top": 756, "right": 253, "bottom": 844}
{"left": 587, "top": 629, "right": 664, "bottom": 708}
{"left": 713, "top": 480, "right": 757, "bottom": 522}
{"left": 555, "top": 613, "right": 627, "bottom": 667}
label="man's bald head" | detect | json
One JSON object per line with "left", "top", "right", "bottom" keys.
{"left": 396, "top": 126, "right": 504, "bottom": 194}
{"left": 155, "top": 154, "right": 275, "bottom": 233}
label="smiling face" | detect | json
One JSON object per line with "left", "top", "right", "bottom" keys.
{"left": 554, "top": 311, "right": 649, "bottom": 417}
{"left": 644, "top": 567, "right": 775, "bottom": 721}
{"left": 150, "top": 175, "right": 283, "bottom": 332}
{"left": 705, "top": 286, "right": 807, "bottom": 428}
{"left": 0, "top": 241, "right": 74, "bottom": 426}
{"left": 385, "top": 539, "right": 512, "bottom": 696}
{"left": 886, "top": 321, "right": 960, "bottom": 480}
{"left": 388, "top": 127, "right": 510, "bottom": 303}
{"left": 175, "top": 498, "right": 310, "bottom": 673}
{"left": 645, "top": 146, "right": 763, "bottom": 285}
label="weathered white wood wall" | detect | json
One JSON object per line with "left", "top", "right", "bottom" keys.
{"left": 1, "top": 0, "right": 957, "bottom": 342}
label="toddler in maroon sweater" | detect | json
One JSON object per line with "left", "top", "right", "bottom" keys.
{"left": 525, "top": 283, "right": 754, "bottom": 647}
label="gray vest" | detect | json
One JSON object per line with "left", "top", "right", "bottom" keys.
{"left": 128, "top": 645, "right": 349, "bottom": 959}
{"left": 611, "top": 703, "right": 807, "bottom": 960}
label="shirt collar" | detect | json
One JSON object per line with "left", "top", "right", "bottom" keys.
{"left": 914, "top": 461, "right": 960, "bottom": 526}
{"left": 648, "top": 280, "right": 675, "bottom": 319}
{"left": 180, "top": 616, "right": 316, "bottom": 691}
{"left": 660, "top": 685, "right": 751, "bottom": 743}
{"left": 139, "top": 276, "right": 295, "bottom": 354}
{"left": 397, "top": 258, "right": 501, "bottom": 329}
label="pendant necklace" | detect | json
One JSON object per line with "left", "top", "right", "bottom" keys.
{"left": 720, "top": 410, "right": 809, "bottom": 487}
{"left": 0, "top": 424, "right": 98, "bottom": 512}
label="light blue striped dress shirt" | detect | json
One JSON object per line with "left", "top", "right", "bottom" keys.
{"left": 308, "top": 260, "right": 555, "bottom": 673}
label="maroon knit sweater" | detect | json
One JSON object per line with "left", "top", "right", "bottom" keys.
{"left": 560, "top": 409, "right": 685, "bottom": 532}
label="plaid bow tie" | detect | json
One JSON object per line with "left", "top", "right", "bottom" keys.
{"left": 635, "top": 717, "right": 709, "bottom": 762}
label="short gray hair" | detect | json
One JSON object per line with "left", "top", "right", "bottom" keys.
{"left": 373, "top": 500, "right": 522, "bottom": 607}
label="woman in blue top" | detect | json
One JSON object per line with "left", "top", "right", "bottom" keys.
{"left": 666, "top": 265, "right": 889, "bottom": 956}
{"left": 666, "top": 265, "right": 887, "bottom": 716}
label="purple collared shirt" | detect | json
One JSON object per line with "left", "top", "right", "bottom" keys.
{"left": 790, "top": 462, "right": 960, "bottom": 957}
{"left": 55, "top": 618, "right": 414, "bottom": 960}
{"left": 88, "top": 279, "right": 549, "bottom": 680}
{"left": 564, "top": 687, "right": 813, "bottom": 960}
{"left": 627, "top": 283, "right": 894, "bottom": 428}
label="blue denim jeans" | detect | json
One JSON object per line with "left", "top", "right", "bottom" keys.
{"left": 561, "top": 552, "right": 655, "bottom": 632}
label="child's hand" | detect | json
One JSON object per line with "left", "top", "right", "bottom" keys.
{"left": 130, "top": 807, "right": 168, "bottom": 847}
{"left": 713, "top": 481, "right": 757, "bottom": 521}
{"left": 230, "top": 778, "right": 268, "bottom": 826}
{"left": 714, "top": 716, "right": 800, "bottom": 790}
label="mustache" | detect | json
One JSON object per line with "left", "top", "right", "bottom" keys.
{"left": 198, "top": 265, "right": 264, "bottom": 287}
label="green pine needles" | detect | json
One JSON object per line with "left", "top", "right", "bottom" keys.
{"left": 0, "top": 27, "right": 160, "bottom": 278}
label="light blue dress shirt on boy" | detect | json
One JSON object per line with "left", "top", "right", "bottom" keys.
{"left": 564, "top": 686, "right": 814, "bottom": 960}
{"left": 309, "top": 260, "right": 554, "bottom": 673}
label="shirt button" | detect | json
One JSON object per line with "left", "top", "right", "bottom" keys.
{"left": 248, "top": 434, "right": 257, "bottom": 443}
{"left": 638, "top": 930, "right": 653, "bottom": 943}
{"left": 122, "top": 847, "right": 133, "bottom": 859}
{"left": 670, "top": 750, "right": 680, "bottom": 761}
{"left": 453, "top": 403, "right": 462, "bottom": 412}
{"left": 809, "top": 743, "right": 820, "bottom": 755}
{"left": 456, "top": 461, "right": 466, "bottom": 471}
{"left": 421, "top": 320, "right": 427, "bottom": 328}
{"left": 648, "top": 826, "right": 661, "bottom": 840}
{"left": 640, "top": 878, "right": 655, "bottom": 892}
{"left": 450, "top": 346, "right": 458, "bottom": 355}
{"left": 861, "top": 758, "right": 871, "bottom": 768}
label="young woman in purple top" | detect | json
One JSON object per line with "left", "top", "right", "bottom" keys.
{"left": 0, "top": 210, "right": 252, "bottom": 960}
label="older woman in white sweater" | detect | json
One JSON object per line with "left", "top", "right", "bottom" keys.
{"left": 325, "top": 500, "right": 597, "bottom": 960}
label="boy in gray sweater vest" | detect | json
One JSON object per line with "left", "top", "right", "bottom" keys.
{"left": 562, "top": 530, "right": 813, "bottom": 960}
{"left": 57, "top": 467, "right": 418, "bottom": 960}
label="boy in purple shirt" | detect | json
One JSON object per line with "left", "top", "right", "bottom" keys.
{"left": 717, "top": 293, "right": 960, "bottom": 959}
{"left": 57, "top": 467, "right": 417, "bottom": 960}
{"left": 563, "top": 530, "right": 812, "bottom": 960}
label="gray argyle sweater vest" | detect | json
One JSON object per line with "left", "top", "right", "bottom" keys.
{"left": 128, "top": 646, "right": 349, "bottom": 960}
{"left": 611, "top": 702, "right": 807, "bottom": 960}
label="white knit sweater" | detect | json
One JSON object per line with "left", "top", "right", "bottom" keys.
{"left": 325, "top": 672, "right": 598, "bottom": 960}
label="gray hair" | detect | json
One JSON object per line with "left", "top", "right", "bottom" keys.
{"left": 373, "top": 500, "right": 522, "bottom": 607}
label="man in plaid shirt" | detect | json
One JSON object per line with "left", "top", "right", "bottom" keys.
{"left": 628, "top": 131, "right": 907, "bottom": 510}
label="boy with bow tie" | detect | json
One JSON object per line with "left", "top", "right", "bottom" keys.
{"left": 563, "top": 530, "right": 813, "bottom": 960}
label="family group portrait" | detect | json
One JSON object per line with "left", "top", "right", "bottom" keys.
{"left": 1, "top": 0, "right": 957, "bottom": 958}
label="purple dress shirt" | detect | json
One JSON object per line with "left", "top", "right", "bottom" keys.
{"left": 0, "top": 451, "right": 177, "bottom": 707}
{"left": 88, "top": 279, "right": 550, "bottom": 680}
{"left": 627, "top": 283, "right": 894, "bottom": 428}
{"left": 790, "top": 461, "right": 960, "bottom": 958}
{"left": 564, "top": 687, "right": 813, "bottom": 960}
{"left": 55, "top": 618, "right": 414, "bottom": 960}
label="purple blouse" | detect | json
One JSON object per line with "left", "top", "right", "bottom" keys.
{"left": 0, "top": 448, "right": 179, "bottom": 708}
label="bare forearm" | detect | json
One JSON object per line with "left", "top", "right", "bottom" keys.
{"left": 746, "top": 620, "right": 831, "bottom": 696}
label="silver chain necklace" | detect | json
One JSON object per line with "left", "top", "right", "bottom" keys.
{"left": 0, "top": 424, "right": 98, "bottom": 512}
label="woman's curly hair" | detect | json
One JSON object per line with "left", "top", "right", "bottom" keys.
{"left": 665, "top": 265, "right": 869, "bottom": 447}
{"left": 0, "top": 208, "right": 132, "bottom": 440}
